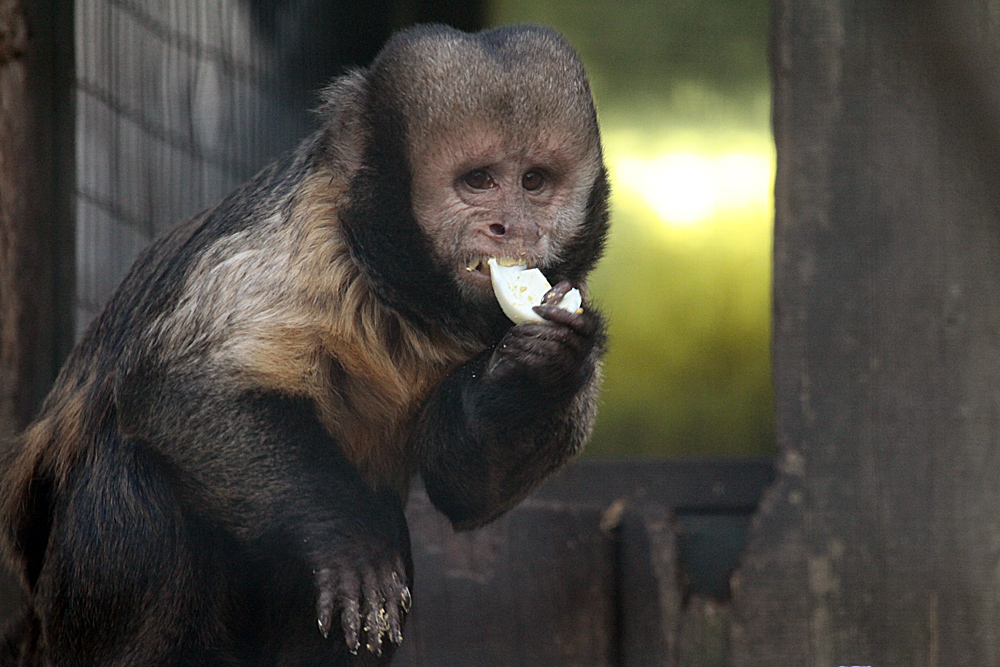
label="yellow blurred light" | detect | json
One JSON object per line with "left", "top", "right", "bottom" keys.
{"left": 714, "top": 153, "right": 774, "bottom": 212}
{"left": 615, "top": 153, "right": 713, "bottom": 225}
{"left": 611, "top": 150, "right": 774, "bottom": 228}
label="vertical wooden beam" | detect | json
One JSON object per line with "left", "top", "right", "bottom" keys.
{"left": 0, "top": 0, "right": 37, "bottom": 629}
{"left": 0, "top": 0, "right": 74, "bottom": 629}
{"left": 618, "top": 504, "right": 682, "bottom": 667}
{"left": 733, "top": 1, "right": 1000, "bottom": 664}
{"left": 0, "top": 0, "right": 74, "bottom": 439}
{"left": 0, "top": 0, "right": 37, "bottom": 441}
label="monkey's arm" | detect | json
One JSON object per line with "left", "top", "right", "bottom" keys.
{"left": 115, "top": 371, "right": 410, "bottom": 655}
{"left": 414, "top": 292, "right": 605, "bottom": 530}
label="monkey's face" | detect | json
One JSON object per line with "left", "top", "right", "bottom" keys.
{"left": 337, "top": 25, "right": 609, "bottom": 335}
{"left": 410, "top": 125, "right": 602, "bottom": 304}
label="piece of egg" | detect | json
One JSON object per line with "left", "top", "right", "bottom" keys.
{"left": 488, "top": 258, "right": 583, "bottom": 325}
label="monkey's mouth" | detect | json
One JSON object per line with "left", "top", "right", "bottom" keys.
{"left": 461, "top": 256, "right": 538, "bottom": 285}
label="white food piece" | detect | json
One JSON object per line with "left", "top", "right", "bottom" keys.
{"left": 488, "top": 258, "right": 583, "bottom": 325}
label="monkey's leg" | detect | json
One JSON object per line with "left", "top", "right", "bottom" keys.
{"left": 31, "top": 423, "right": 241, "bottom": 666}
{"left": 414, "top": 297, "right": 605, "bottom": 529}
{"left": 115, "top": 375, "right": 412, "bottom": 661}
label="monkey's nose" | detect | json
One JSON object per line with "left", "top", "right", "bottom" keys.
{"left": 483, "top": 218, "right": 541, "bottom": 245}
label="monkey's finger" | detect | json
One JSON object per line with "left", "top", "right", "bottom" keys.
{"left": 336, "top": 569, "right": 362, "bottom": 654}
{"left": 517, "top": 321, "right": 584, "bottom": 346}
{"left": 362, "top": 568, "right": 388, "bottom": 656}
{"left": 395, "top": 555, "right": 413, "bottom": 614}
{"left": 499, "top": 330, "right": 564, "bottom": 355}
{"left": 315, "top": 568, "right": 336, "bottom": 639}
{"left": 542, "top": 281, "right": 574, "bottom": 305}
{"left": 488, "top": 339, "right": 562, "bottom": 377}
{"left": 385, "top": 568, "right": 408, "bottom": 645}
{"left": 518, "top": 340, "right": 570, "bottom": 365}
{"left": 513, "top": 323, "right": 591, "bottom": 361}
{"left": 533, "top": 303, "right": 597, "bottom": 337}
{"left": 532, "top": 303, "right": 586, "bottom": 327}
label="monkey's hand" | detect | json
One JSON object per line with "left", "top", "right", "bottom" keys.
{"left": 414, "top": 284, "right": 604, "bottom": 529}
{"left": 486, "top": 281, "right": 603, "bottom": 401}
{"left": 314, "top": 542, "right": 411, "bottom": 657}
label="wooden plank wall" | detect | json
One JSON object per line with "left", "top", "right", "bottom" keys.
{"left": 393, "top": 459, "right": 774, "bottom": 667}
{"left": 732, "top": 2, "right": 1000, "bottom": 665}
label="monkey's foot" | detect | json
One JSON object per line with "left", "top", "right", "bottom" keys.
{"left": 315, "top": 556, "right": 411, "bottom": 656}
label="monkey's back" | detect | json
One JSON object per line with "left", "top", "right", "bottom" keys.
{"left": 0, "top": 144, "right": 318, "bottom": 583}
{"left": 0, "top": 140, "right": 387, "bottom": 665}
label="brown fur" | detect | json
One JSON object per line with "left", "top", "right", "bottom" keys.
{"left": 138, "top": 162, "right": 481, "bottom": 494}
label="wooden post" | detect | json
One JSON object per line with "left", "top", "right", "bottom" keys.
{"left": 0, "top": 0, "right": 35, "bottom": 626}
{"left": 733, "top": 2, "right": 1000, "bottom": 664}
{"left": 0, "top": 0, "right": 74, "bottom": 628}
{"left": 0, "top": 0, "right": 38, "bottom": 441}
{"left": 0, "top": 0, "right": 74, "bottom": 437}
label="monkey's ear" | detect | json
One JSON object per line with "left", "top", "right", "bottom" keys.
{"left": 315, "top": 70, "right": 369, "bottom": 172}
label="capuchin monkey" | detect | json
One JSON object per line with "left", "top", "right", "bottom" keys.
{"left": 0, "top": 24, "right": 609, "bottom": 666}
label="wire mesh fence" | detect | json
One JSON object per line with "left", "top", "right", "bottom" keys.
{"left": 73, "top": 0, "right": 313, "bottom": 336}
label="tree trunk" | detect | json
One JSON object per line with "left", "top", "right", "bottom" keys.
{"left": 733, "top": 2, "right": 1000, "bottom": 665}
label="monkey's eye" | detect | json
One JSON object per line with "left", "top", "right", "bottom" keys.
{"left": 462, "top": 169, "right": 497, "bottom": 190}
{"left": 522, "top": 170, "right": 545, "bottom": 192}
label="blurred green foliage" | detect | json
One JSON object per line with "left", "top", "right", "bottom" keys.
{"left": 490, "top": 0, "right": 770, "bottom": 125}
{"left": 488, "top": 1, "right": 774, "bottom": 457}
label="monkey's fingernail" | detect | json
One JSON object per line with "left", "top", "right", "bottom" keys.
{"left": 345, "top": 628, "right": 360, "bottom": 654}
{"left": 317, "top": 605, "right": 333, "bottom": 638}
